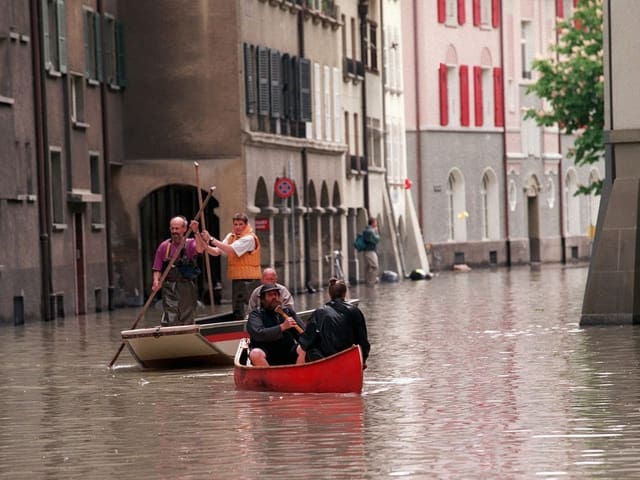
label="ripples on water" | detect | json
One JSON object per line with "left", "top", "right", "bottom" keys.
{"left": 2, "top": 265, "right": 640, "bottom": 479}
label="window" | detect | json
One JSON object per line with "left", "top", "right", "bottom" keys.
{"left": 323, "top": 65, "right": 331, "bottom": 141}
{"left": 0, "top": 35, "right": 11, "bottom": 102}
{"left": 314, "top": 62, "right": 322, "bottom": 139}
{"left": 482, "top": 67, "right": 494, "bottom": 126}
{"left": 83, "top": 8, "right": 101, "bottom": 83}
{"left": 521, "top": 20, "right": 534, "bottom": 80}
{"left": 447, "top": 65, "right": 460, "bottom": 127}
{"left": 332, "top": 67, "right": 341, "bottom": 142}
{"left": 42, "top": 0, "right": 67, "bottom": 74}
{"left": 90, "top": 153, "right": 102, "bottom": 224}
{"left": 447, "top": 169, "right": 467, "bottom": 241}
{"left": 103, "top": 15, "right": 126, "bottom": 88}
{"left": 366, "top": 117, "right": 382, "bottom": 168}
{"left": 243, "top": 43, "right": 255, "bottom": 114}
{"left": 50, "top": 148, "right": 64, "bottom": 225}
{"left": 481, "top": 170, "right": 500, "bottom": 239}
{"left": 522, "top": 113, "right": 540, "bottom": 157}
{"left": 564, "top": 169, "right": 580, "bottom": 235}
{"left": 366, "top": 21, "right": 377, "bottom": 71}
{"left": 70, "top": 74, "right": 86, "bottom": 126}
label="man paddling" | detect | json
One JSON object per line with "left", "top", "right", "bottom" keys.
{"left": 246, "top": 284, "right": 303, "bottom": 366}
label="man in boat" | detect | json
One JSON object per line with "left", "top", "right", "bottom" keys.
{"left": 296, "top": 277, "right": 370, "bottom": 367}
{"left": 246, "top": 284, "right": 304, "bottom": 366}
{"left": 247, "top": 267, "right": 294, "bottom": 312}
{"left": 152, "top": 216, "right": 204, "bottom": 326}
{"left": 191, "top": 212, "right": 261, "bottom": 319}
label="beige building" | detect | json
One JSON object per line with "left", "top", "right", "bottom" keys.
{"left": 1, "top": 0, "right": 427, "bottom": 324}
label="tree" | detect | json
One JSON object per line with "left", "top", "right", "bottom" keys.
{"left": 525, "top": 0, "right": 603, "bottom": 195}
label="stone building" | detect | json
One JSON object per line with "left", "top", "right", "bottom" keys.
{"left": 0, "top": 0, "right": 428, "bottom": 324}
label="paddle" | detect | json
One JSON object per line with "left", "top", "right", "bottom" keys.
{"left": 275, "top": 305, "right": 304, "bottom": 334}
{"left": 194, "top": 162, "right": 215, "bottom": 313}
{"left": 108, "top": 186, "right": 216, "bottom": 368}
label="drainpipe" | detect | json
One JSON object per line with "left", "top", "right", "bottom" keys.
{"left": 298, "top": 6, "right": 312, "bottom": 291}
{"left": 498, "top": 0, "right": 511, "bottom": 266}
{"left": 97, "top": 0, "right": 115, "bottom": 308}
{"left": 30, "top": 0, "right": 53, "bottom": 321}
{"left": 555, "top": 1, "right": 566, "bottom": 264}
{"left": 359, "top": 1, "right": 369, "bottom": 211}
{"left": 411, "top": 0, "right": 423, "bottom": 230}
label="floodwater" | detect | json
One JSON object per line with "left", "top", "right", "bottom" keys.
{"left": 2, "top": 264, "right": 640, "bottom": 479}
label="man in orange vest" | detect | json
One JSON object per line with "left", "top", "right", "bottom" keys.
{"left": 192, "top": 212, "right": 261, "bottom": 319}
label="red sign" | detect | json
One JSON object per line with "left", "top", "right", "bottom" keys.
{"left": 254, "top": 217, "right": 270, "bottom": 232}
{"left": 275, "top": 177, "right": 295, "bottom": 199}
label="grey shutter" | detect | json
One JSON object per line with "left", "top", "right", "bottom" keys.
{"left": 83, "top": 9, "right": 90, "bottom": 77}
{"left": 256, "top": 46, "right": 269, "bottom": 116}
{"left": 243, "top": 43, "right": 255, "bottom": 114}
{"left": 281, "top": 54, "right": 290, "bottom": 120}
{"left": 290, "top": 56, "right": 299, "bottom": 121}
{"left": 269, "top": 49, "right": 281, "bottom": 119}
{"left": 298, "top": 57, "right": 311, "bottom": 122}
{"left": 103, "top": 17, "right": 114, "bottom": 84}
{"left": 41, "top": 0, "right": 50, "bottom": 69}
{"left": 115, "top": 21, "right": 126, "bottom": 87}
{"left": 94, "top": 13, "right": 102, "bottom": 82}
{"left": 56, "top": 0, "right": 67, "bottom": 73}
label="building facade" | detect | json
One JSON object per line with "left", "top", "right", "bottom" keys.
{"left": 402, "top": 0, "right": 603, "bottom": 270}
{"left": 1, "top": 0, "right": 428, "bottom": 324}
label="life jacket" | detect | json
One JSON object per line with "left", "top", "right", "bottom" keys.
{"left": 226, "top": 224, "right": 261, "bottom": 280}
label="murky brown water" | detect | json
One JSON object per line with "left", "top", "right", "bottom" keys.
{"left": 2, "top": 264, "right": 640, "bottom": 479}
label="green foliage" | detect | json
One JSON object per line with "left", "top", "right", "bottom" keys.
{"left": 525, "top": 0, "right": 604, "bottom": 195}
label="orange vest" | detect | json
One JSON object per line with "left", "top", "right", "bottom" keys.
{"left": 226, "top": 225, "right": 261, "bottom": 280}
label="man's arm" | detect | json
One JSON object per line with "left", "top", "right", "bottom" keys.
{"left": 246, "top": 311, "right": 283, "bottom": 342}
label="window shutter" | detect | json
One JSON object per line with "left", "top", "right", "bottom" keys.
{"left": 103, "top": 17, "right": 114, "bottom": 84}
{"left": 333, "top": 67, "right": 341, "bottom": 142}
{"left": 556, "top": 0, "right": 564, "bottom": 18}
{"left": 115, "top": 21, "right": 126, "bottom": 87}
{"left": 56, "top": 0, "right": 67, "bottom": 74}
{"left": 83, "top": 9, "right": 90, "bottom": 77}
{"left": 299, "top": 57, "right": 312, "bottom": 122}
{"left": 458, "top": 0, "right": 466, "bottom": 25}
{"left": 491, "top": 0, "right": 501, "bottom": 28}
{"left": 280, "top": 54, "right": 290, "bottom": 119}
{"left": 94, "top": 13, "right": 102, "bottom": 82}
{"left": 439, "top": 63, "right": 448, "bottom": 126}
{"left": 256, "top": 46, "right": 269, "bottom": 116}
{"left": 437, "top": 0, "right": 446, "bottom": 23}
{"left": 41, "top": 0, "right": 51, "bottom": 68}
{"left": 290, "top": 56, "right": 299, "bottom": 121}
{"left": 244, "top": 43, "right": 255, "bottom": 114}
{"left": 314, "top": 62, "right": 322, "bottom": 138}
{"left": 472, "top": 0, "right": 480, "bottom": 26}
{"left": 493, "top": 67, "right": 504, "bottom": 127}
{"left": 459, "top": 65, "right": 469, "bottom": 126}
{"left": 269, "top": 49, "right": 281, "bottom": 119}
{"left": 474, "top": 66, "right": 483, "bottom": 126}
{"left": 573, "top": 0, "right": 581, "bottom": 29}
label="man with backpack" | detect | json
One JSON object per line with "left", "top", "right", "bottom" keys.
{"left": 357, "top": 217, "right": 380, "bottom": 286}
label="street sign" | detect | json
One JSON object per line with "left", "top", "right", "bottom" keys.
{"left": 255, "top": 217, "right": 270, "bottom": 232}
{"left": 275, "top": 177, "right": 295, "bottom": 199}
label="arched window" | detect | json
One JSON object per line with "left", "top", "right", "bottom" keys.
{"left": 564, "top": 169, "right": 580, "bottom": 235}
{"left": 447, "top": 169, "right": 467, "bottom": 241}
{"left": 588, "top": 169, "right": 601, "bottom": 231}
{"left": 481, "top": 169, "right": 500, "bottom": 240}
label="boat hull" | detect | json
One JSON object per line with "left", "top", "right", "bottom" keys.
{"left": 233, "top": 339, "right": 363, "bottom": 394}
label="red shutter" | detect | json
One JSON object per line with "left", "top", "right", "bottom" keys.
{"left": 574, "top": 0, "right": 582, "bottom": 29}
{"left": 458, "top": 0, "right": 466, "bottom": 25}
{"left": 493, "top": 67, "right": 504, "bottom": 127}
{"left": 492, "top": 0, "right": 501, "bottom": 28}
{"left": 439, "top": 63, "right": 449, "bottom": 126}
{"left": 472, "top": 0, "right": 481, "bottom": 26}
{"left": 437, "top": 0, "right": 446, "bottom": 23}
{"left": 474, "top": 66, "right": 483, "bottom": 126}
{"left": 556, "top": 0, "right": 564, "bottom": 18}
{"left": 459, "top": 65, "right": 469, "bottom": 126}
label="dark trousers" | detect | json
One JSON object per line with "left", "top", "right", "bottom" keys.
{"left": 232, "top": 279, "right": 260, "bottom": 319}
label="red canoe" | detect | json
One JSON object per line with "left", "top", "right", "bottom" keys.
{"left": 233, "top": 338, "right": 364, "bottom": 394}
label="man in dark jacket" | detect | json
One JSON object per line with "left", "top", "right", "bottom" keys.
{"left": 247, "top": 284, "right": 304, "bottom": 366}
{"left": 296, "top": 278, "right": 370, "bottom": 368}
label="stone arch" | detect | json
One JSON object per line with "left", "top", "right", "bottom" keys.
{"left": 480, "top": 167, "right": 500, "bottom": 240}
{"left": 446, "top": 168, "right": 467, "bottom": 242}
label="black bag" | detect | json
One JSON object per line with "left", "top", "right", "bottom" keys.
{"left": 176, "top": 259, "right": 201, "bottom": 280}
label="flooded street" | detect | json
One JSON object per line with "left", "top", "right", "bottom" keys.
{"left": 3, "top": 264, "right": 640, "bottom": 479}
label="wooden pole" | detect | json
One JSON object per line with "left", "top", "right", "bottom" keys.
{"left": 194, "top": 162, "right": 215, "bottom": 313}
{"left": 108, "top": 187, "right": 216, "bottom": 368}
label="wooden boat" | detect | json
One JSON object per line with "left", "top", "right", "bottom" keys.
{"left": 121, "top": 300, "right": 358, "bottom": 369}
{"left": 121, "top": 311, "right": 244, "bottom": 368}
{"left": 233, "top": 338, "right": 364, "bottom": 394}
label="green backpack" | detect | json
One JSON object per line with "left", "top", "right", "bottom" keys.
{"left": 353, "top": 232, "right": 367, "bottom": 251}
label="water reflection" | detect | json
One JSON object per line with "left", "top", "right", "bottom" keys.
{"left": 4, "top": 265, "right": 640, "bottom": 478}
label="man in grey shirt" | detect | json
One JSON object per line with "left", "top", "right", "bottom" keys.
{"left": 247, "top": 267, "right": 294, "bottom": 313}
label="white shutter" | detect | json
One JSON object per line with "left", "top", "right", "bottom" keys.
{"left": 333, "top": 67, "right": 341, "bottom": 143}
{"left": 314, "top": 62, "right": 322, "bottom": 139}
{"left": 324, "top": 65, "right": 331, "bottom": 141}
